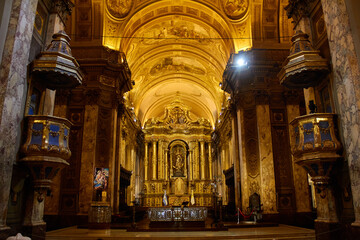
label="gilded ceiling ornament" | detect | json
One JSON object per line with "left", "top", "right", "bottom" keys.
{"left": 150, "top": 57, "right": 206, "bottom": 76}
{"left": 223, "top": 0, "right": 249, "bottom": 20}
{"left": 106, "top": 0, "right": 133, "bottom": 18}
{"left": 140, "top": 20, "right": 213, "bottom": 45}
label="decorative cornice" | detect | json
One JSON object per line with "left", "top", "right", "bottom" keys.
{"left": 72, "top": 46, "right": 133, "bottom": 95}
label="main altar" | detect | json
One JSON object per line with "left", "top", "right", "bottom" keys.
{"left": 148, "top": 206, "right": 208, "bottom": 227}
{"left": 141, "top": 100, "right": 214, "bottom": 207}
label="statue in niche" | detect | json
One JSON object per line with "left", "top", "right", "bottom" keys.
{"left": 172, "top": 147, "right": 185, "bottom": 177}
{"left": 173, "top": 154, "right": 184, "bottom": 174}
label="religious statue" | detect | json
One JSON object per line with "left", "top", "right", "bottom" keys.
{"left": 173, "top": 153, "right": 184, "bottom": 177}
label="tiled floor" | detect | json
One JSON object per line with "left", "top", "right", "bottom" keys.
{"left": 46, "top": 224, "right": 315, "bottom": 240}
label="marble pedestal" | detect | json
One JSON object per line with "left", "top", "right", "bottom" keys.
{"left": 88, "top": 202, "right": 111, "bottom": 229}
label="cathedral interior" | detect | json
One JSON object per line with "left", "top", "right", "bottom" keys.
{"left": 1, "top": 0, "right": 360, "bottom": 239}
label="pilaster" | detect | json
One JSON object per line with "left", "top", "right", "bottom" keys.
{"left": 256, "top": 96, "right": 278, "bottom": 214}
{"left": 78, "top": 104, "right": 98, "bottom": 214}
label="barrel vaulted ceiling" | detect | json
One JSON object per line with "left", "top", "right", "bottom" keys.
{"left": 71, "top": 0, "right": 293, "bottom": 127}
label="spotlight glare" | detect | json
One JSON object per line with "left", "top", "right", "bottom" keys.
{"left": 237, "top": 58, "right": 247, "bottom": 67}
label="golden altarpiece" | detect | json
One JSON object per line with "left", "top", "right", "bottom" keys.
{"left": 142, "top": 100, "right": 214, "bottom": 207}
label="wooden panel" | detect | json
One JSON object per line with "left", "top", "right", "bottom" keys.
{"left": 270, "top": 108, "right": 296, "bottom": 213}
{"left": 60, "top": 107, "right": 84, "bottom": 214}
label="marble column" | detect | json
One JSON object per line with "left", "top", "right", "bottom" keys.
{"left": 200, "top": 140, "right": 206, "bottom": 180}
{"left": 152, "top": 140, "right": 157, "bottom": 180}
{"left": 130, "top": 147, "right": 135, "bottom": 204}
{"left": 114, "top": 113, "right": 122, "bottom": 214}
{"left": 256, "top": 104, "right": 277, "bottom": 214}
{"left": 208, "top": 143, "right": 213, "bottom": 180}
{"left": 321, "top": 0, "right": 360, "bottom": 227}
{"left": 144, "top": 141, "right": 148, "bottom": 181}
{"left": 286, "top": 104, "right": 312, "bottom": 213}
{"left": 238, "top": 108, "right": 250, "bottom": 209}
{"left": 0, "top": 0, "right": 38, "bottom": 231}
{"left": 231, "top": 110, "right": 241, "bottom": 208}
{"left": 78, "top": 105, "right": 98, "bottom": 214}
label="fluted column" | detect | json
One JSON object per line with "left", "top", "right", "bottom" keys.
{"left": 208, "top": 143, "right": 212, "bottom": 179}
{"left": 200, "top": 140, "right": 206, "bottom": 180}
{"left": 157, "top": 140, "right": 163, "bottom": 179}
{"left": 164, "top": 149, "right": 169, "bottom": 180}
{"left": 189, "top": 149, "right": 193, "bottom": 181}
{"left": 193, "top": 141, "right": 199, "bottom": 179}
{"left": 144, "top": 141, "right": 148, "bottom": 181}
{"left": 152, "top": 140, "right": 157, "bottom": 180}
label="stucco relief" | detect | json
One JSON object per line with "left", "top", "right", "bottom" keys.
{"left": 223, "top": 0, "right": 249, "bottom": 20}
{"left": 106, "top": 0, "right": 133, "bottom": 18}
{"left": 150, "top": 57, "right": 206, "bottom": 76}
{"left": 140, "top": 20, "right": 213, "bottom": 45}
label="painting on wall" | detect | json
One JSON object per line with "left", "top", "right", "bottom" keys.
{"left": 94, "top": 168, "right": 109, "bottom": 190}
